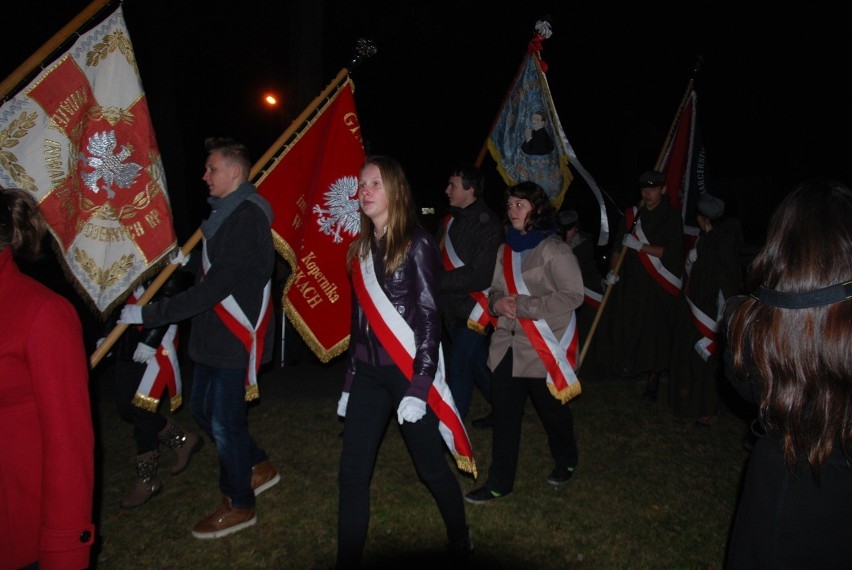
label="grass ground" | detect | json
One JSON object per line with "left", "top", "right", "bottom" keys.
{"left": 89, "top": 356, "right": 751, "bottom": 569}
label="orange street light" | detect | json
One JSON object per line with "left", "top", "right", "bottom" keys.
{"left": 264, "top": 94, "right": 278, "bottom": 106}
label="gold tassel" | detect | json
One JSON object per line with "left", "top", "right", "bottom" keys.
{"left": 549, "top": 380, "right": 582, "bottom": 404}
{"left": 454, "top": 455, "right": 478, "bottom": 479}
{"left": 245, "top": 384, "right": 260, "bottom": 402}
{"left": 132, "top": 392, "right": 159, "bottom": 412}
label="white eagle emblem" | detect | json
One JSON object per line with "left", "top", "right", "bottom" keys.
{"left": 80, "top": 130, "right": 142, "bottom": 199}
{"left": 312, "top": 175, "right": 361, "bottom": 243}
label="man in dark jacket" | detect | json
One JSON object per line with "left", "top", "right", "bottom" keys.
{"left": 436, "top": 164, "right": 504, "bottom": 424}
{"left": 596, "top": 170, "right": 684, "bottom": 399}
{"left": 668, "top": 193, "right": 743, "bottom": 426}
{"left": 119, "top": 137, "right": 279, "bottom": 538}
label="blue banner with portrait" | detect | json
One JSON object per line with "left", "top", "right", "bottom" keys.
{"left": 486, "top": 52, "right": 609, "bottom": 244}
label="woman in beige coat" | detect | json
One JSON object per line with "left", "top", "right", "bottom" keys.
{"left": 465, "top": 181, "right": 584, "bottom": 504}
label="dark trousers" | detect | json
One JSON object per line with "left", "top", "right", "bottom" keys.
{"left": 487, "top": 349, "right": 579, "bottom": 494}
{"left": 115, "top": 359, "right": 168, "bottom": 454}
{"left": 337, "top": 362, "right": 467, "bottom": 569}
{"left": 445, "top": 326, "right": 492, "bottom": 420}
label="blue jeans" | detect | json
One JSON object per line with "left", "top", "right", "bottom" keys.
{"left": 191, "top": 363, "right": 268, "bottom": 509}
{"left": 445, "top": 326, "right": 492, "bottom": 419}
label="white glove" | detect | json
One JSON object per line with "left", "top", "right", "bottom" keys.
{"left": 133, "top": 343, "right": 157, "bottom": 364}
{"left": 622, "top": 234, "right": 643, "bottom": 251}
{"left": 337, "top": 392, "right": 349, "bottom": 418}
{"left": 684, "top": 248, "right": 698, "bottom": 274}
{"left": 604, "top": 270, "right": 620, "bottom": 286}
{"left": 117, "top": 304, "right": 143, "bottom": 325}
{"left": 397, "top": 396, "right": 427, "bottom": 425}
{"left": 171, "top": 248, "right": 191, "bottom": 266}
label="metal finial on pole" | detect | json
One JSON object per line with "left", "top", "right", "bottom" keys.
{"left": 350, "top": 38, "right": 377, "bottom": 69}
{"left": 692, "top": 54, "right": 704, "bottom": 78}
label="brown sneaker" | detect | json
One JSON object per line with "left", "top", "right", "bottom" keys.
{"left": 251, "top": 460, "right": 281, "bottom": 496}
{"left": 191, "top": 496, "right": 256, "bottom": 539}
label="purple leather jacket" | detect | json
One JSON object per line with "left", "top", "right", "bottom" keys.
{"left": 343, "top": 227, "right": 442, "bottom": 401}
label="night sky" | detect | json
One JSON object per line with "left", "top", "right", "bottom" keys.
{"left": 4, "top": 1, "right": 850, "bottom": 246}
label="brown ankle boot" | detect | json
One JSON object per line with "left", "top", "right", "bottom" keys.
{"left": 158, "top": 419, "right": 203, "bottom": 475}
{"left": 120, "top": 450, "right": 163, "bottom": 509}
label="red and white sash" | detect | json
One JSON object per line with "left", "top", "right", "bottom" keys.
{"left": 583, "top": 287, "right": 602, "bottom": 309}
{"left": 127, "top": 286, "right": 183, "bottom": 412}
{"left": 687, "top": 288, "right": 725, "bottom": 361}
{"left": 202, "top": 242, "right": 273, "bottom": 401}
{"left": 351, "top": 252, "right": 477, "bottom": 477}
{"left": 626, "top": 207, "right": 682, "bottom": 296}
{"left": 503, "top": 247, "right": 581, "bottom": 403}
{"left": 439, "top": 215, "right": 496, "bottom": 333}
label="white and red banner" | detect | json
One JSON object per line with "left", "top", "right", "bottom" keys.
{"left": 255, "top": 76, "right": 365, "bottom": 362}
{"left": 0, "top": 7, "right": 176, "bottom": 317}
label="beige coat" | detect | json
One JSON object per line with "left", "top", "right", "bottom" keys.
{"left": 487, "top": 236, "right": 584, "bottom": 378}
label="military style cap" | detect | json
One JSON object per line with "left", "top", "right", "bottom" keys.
{"left": 696, "top": 192, "right": 725, "bottom": 220}
{"left": 638, "top": 170, "right": 666, "bottom": 187}
{"left": 558, "top": 210, "right": 579, "bottom": 228}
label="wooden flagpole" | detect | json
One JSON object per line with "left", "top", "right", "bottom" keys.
{"left": 577, "top": 57, "right": 703, "bottom": 369}
{"left": 89, "top": 67, "right": 353, "bottom": 369}
{"left": 0, "top": 0, "right": 114, "bottom": 99}
{"left": 88, "top": 230, "right": 201, "bottom": 368}
{"left": 577, "top": 231, "right": 631, "bottom": 368}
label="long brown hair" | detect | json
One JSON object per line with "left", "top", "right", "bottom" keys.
{"left": 726, "top": 179, "right": 852, "bottom": 473}
{"left": 0, "top": 187, "right": 48, "bottom": 259}
{"left": 347, "top": 156, "right": 419, "bottom": 275}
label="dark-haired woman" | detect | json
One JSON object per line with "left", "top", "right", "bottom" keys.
{"left": 724, "top": 179, "right": 852, "bottom": 567}
{"left": 465, "top": 181, "right": 584, "bottom": 504}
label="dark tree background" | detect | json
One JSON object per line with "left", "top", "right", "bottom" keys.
{"left": 5, "top": 1, "right": 850, "bottom": 250}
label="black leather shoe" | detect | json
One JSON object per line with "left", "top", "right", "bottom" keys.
{"left": 472, "top": 412, "right": 494, "bottom": 429}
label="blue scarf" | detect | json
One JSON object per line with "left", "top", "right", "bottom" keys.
{"left": 506, "top": 227, "right": 554, "bottom": 252}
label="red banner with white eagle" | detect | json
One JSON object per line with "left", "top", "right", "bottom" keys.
{"left": 254, "top": 74, "right": 365, "bottom": 362}
{"left": 0, "top": 6, "right": 177, "bottom": 317}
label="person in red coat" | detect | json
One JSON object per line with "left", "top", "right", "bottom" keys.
{"left": 0, "top": 188, "right": 96, "bottom": 569}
